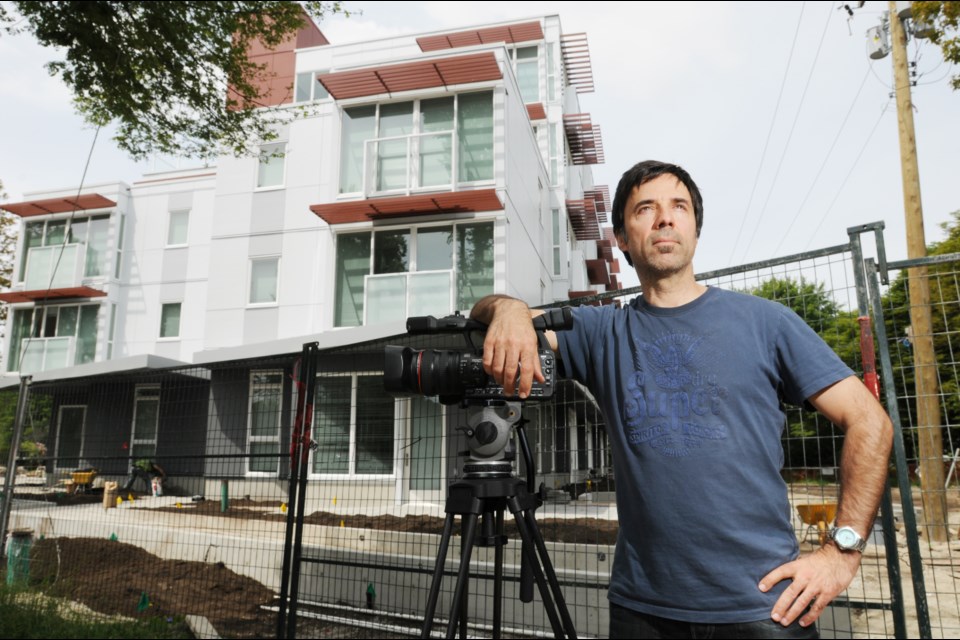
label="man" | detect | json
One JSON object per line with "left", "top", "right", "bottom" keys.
{"left": 471, "top": 160, "right": 892, "bottom": 638}
{"left": 123, "top": 458, "right": 166, "bottom": 494}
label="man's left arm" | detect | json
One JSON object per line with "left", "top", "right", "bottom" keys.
{"left": 759, "top": 375, "right": 893, "bottom": 628}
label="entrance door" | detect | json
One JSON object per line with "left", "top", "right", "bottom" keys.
{"left": 55, "top": 405, "right": 86, "bottom": 471}
{"left": 406, "top": 396, "right": 444, "bottom": 504}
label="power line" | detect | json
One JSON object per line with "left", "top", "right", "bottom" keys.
{"left": 802, "top": 99, "right": 892, "bottom": 251}
{"left": 770, "top": 65, "right": 871, "bottom": 257}
{"left": 726, "top": 1, "right": 807, "bottom": 266}
{"left": 738, "top": 0, "right": 834, "bottom": 263}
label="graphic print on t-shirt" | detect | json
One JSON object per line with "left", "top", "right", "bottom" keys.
{"left": 624, "top": 331, "right": 729, "bottom": 457}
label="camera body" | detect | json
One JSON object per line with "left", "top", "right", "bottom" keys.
{"left": 383, "top": 309, "right": 570, "bottom": 404}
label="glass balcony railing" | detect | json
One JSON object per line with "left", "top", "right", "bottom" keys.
{"left": 363, "top": 270, "right": 453, "bottom": 325}
{"left": 19, "top": 336, "right": 75, "bottom": 374}
{"left": 363, "top": 131, "right": 456, "bottom": 198}
{"left": 23, "top": 243, "right": 86, "bottom": 290}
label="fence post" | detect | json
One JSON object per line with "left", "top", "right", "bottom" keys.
{"left": 0, "top": 376, "right": 31, "bottom": 560}
{"left": 866, "top": 257, "right": 932, "bottom": 639}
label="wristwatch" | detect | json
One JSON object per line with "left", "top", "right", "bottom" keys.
{"left": 829, "top": 526, "right": 867, "bottom": 552}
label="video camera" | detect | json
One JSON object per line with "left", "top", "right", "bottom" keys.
{"left": 383, "top": 307, "right": 573, "bottom": 405}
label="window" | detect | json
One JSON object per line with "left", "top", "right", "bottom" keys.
{"left": 167, "top": 210, "right": 189, "bottom": 246}
{"left": 159, "top": 303, "right": 181, "bottom": 339}
{"left": 19, "top": 215, "right": 111, "bottom": 286}
{"left": 248, "top": 371, "right": 283, "bottom": 475}
{"left": 546, "top": 42, "right": 558, "bottom": 102}
{"left": 549, "top": 124, "right": 561, "bottom": 185}
{"left": 249, "top": 257, "right": 279, "bottom": 305}
{"left": 295, "top": 71, "right": 329, "bottom": 103}
{"left": 257, "top": 143, "right": 286, "bottom": 189}
{"left": 114, "top": 213, "right": 125, "bottom": 279}
{"left": 511, "top": 45, "right": 540, "bottom": 103}
{"left": 7, "top": 304, "right": 99, "bottom": 373}
{"left": 552, "top": 208, "right": 563, "bottom": 275}
{"left": 131, "top": 386, "right": 160, "bottom": 461}
{"left": 313, "top": 374, "right": 395, "bottom": 476}
{"left": 339, "top": 91, "right": 493, "bottom": 195}
{"left": 334, "top": 221, "right": 494, "bottom": 327}
{"left": 107, "top": 303, "right": 118, "bottom": 359}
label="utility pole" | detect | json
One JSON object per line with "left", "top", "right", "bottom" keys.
{"left": 888, "top": 2, "right": 948, "bottom": 543}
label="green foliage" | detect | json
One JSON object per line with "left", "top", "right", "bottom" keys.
{"left": 0, "top": 179, "right": 13, "bottom": 364}
{"left": 913, "top": 1, "right": 960, "bottom": 90}
{"left": 0, "top": 390, "right": 53, "bottom": 466}
{"left": 0, "top": 1, "right": 349, "bottom": 159}
{"left": 879, "top": 210, "right": 960, "bottom": 460}
{"left": 749, "top": 278, "right": 859, "bottom": 468}
{"left": 0, "top": 584, "right": 191, "bottom": 639}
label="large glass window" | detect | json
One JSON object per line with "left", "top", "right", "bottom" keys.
{"left": 19, "top": 215, "right": 111, "bottom": 286}
{"left": 250, "top": 257, "right": 279, "bottom": 304}
{"left": 8, "top": 304, "right": 99, "bottom": 373}
{"left": 248, "top": 371, "right": 283, "bottom": 474}
{"left": 257, "top": 143, "right": 286, "bottom": 189}
{"left": 339, "top": 92, "right": 493, "bottom": 195}
{"left": 313, "top": 374, "right": 395, "bottom": 476}
{"left": 334, "top": 222, "right": 493, "bottom": 327}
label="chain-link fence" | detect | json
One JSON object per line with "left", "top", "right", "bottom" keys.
{"left": 3, "top": 225, "right": 958, "bottom": 639}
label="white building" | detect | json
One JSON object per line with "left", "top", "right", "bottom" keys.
{"left": 1, "top": 15, "right": 617, "bottom": 502}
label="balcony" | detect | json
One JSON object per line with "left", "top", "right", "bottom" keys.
{"left": 20, "top": 337, "right": 75, "bottom": 374}
{"left": 364, "top": 270, "right": 453, "bottom": 325}
{"left": 24, "top": 243, "right": 86, "bottom": 290}
{"left": 363, "top": 131, "right": 457, "bottom": 198}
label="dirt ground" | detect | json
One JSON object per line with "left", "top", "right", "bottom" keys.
{"left": 156, "top": 498, "right": 621, "bottom": 545}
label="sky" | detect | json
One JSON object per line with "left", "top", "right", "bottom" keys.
{"left": 1, "top": 1, "right": 957, "bottom": 286}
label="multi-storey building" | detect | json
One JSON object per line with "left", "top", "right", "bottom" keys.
{"left": 0, "top": 14, "right": 618, "bottom": 502}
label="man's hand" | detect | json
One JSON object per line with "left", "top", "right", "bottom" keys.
{"left": 471, "top": 296, "right": 544, "bottom": 398}
{"left": 759, "top": 544, "right": 862, "bottom": 627}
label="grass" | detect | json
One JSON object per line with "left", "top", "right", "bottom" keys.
{"left": 0, "top": 583, "right": 192, "bottom": 639}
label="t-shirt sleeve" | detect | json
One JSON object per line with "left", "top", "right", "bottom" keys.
{"left": 775, "top": 305, "right": 855, "bottom": 406}
{"left": 557, "top": 305, "right": 609, "bottom": 385}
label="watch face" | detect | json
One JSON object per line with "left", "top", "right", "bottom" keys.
{"left": 835, "top": 528, "right": 858, "bottom": 548}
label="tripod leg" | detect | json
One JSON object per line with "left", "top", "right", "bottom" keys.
{"left": 507, "top": 496, "right": 567, "bottom": 639}
{"left": 421, "top": 512, "right": 457, "bottom": 639}
{"left": 447, "top": 512, "right": 479, "bottom": 639}
{"left": 522, "top": 508, "right": 578, "bottom": 639}
{"left": 493, "top": 509, "right": 504, "bottom": 640}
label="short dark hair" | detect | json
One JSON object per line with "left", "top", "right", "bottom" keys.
{"left": 611, "top": 160, "right": 704, "bottom": 266}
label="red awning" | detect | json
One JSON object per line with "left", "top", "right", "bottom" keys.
{"left": 560, "top": 32, "right": 595, "bottom": 94}
{"left": 1, "top": 194, "right": 116, "bottom": 218}
{"left": 417, "top": 21, "right": 544, "bottom": 51}
{"left": 586, "top": 259, "right": 610, "bottom": 286}
{"left": 566, "top": 198, "right": 600, "bottom": 241}
{"left": 563, "top": 114, "right": 605, "bottom": 165}
{"left": 311, "top": 189, "right": 503, "bottom": 225}
{"left": 316, "top": 52, "right": 502, "bottom": 101}
{"left": 0, "top": 286, "right": 107, "bottom": 304}
{"left": 526, "top": 103, "right": 546, "bottom": 121}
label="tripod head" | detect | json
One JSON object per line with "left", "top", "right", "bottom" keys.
{"left": 459, "top": 401, "right": 523, "bottom": 479}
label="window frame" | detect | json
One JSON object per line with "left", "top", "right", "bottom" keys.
{"left": 130, "top": 385, "right": 161, "bottom": 470}
{"left": 256, "top": 142, "right": 287, "bottom": 190}
{"left": 248, "top": 256, "right": 281, "bottom": 307}
{"left": 310, "top": 372, "right": 398, "bottom": 479}
{"left": 246, "top": 370, "right": 284, "bottom": 477}
{"left": 158, "top": 302, "right": 182, "bottom": 340}
{"left": 166, "top": 209, "right": 190, "bottom": 247}
{"left": 54, "top": 404, "right": 87, "bottom": 472}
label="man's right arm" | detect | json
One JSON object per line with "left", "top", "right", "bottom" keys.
{"left": 470, "top": 294, "right": 556, "bottom": 398}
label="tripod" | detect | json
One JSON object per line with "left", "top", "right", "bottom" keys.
{"left": 420, "top": 403, "right": 577, "bottom": 639}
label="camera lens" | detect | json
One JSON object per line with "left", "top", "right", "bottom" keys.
{"left": 384, "top": 346, "right": 487, "bottom": 397}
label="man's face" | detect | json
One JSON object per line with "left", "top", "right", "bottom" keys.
{"left": 616, "top": 174, "right": 698, "bottom": 280}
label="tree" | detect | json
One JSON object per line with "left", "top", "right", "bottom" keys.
{"left": 749, "top": 278, "right": 860, "bottom": 471}
{"left": 913, "top": 1, "right": 960, "bottom": 90}
{"left": 0, "top": 1, "right": 348, "bottom": 159}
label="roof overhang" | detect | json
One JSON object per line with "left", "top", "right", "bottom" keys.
{"left": 526, "top": 103, "right": 546, "bottom": 121}
{"left": 0, "top": 286, "right": 107, "bottom": 304}
{"left": 311, "top": 188, "right": 503, "bottom": 225}
{"left": 0, "top": 194, "right": 116, "bottom": 218}
{"left": 316, "top": 52, "right": 502, "bottom": 101}
{"left": 416, "top": 21, "right": 544, "bottom": 51}
{"left": 25, "top": 354, "right": 197, "bottom": 386}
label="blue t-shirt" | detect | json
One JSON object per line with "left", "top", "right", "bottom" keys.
{"left": 556, "top": 287, "right": 853, "bottom": 623}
